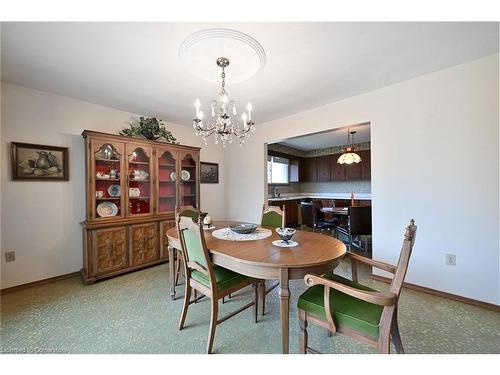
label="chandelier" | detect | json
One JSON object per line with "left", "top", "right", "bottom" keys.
{"left": 337, "top": 129, "right": 362, "bottom": 164}
{"left": 193, "top": 57, "right": 255, "bottom": 146}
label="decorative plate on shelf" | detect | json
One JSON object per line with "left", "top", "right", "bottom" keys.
{"left": 181, "top": 169, "right": 190, "bottom": 181}
{"left": 170, "top": 172, "right": 176, "bottom": 181}
{"left": 129, "top": 187, "right": 141, "bottom": 197}
{"left": 107, "top": 184, "right": 121, "bottom": 197}
{"left": 97, "top": 201, "right": 118, "bottom": 217}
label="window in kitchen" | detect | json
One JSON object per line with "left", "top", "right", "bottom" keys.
{"left": 268, "top": 155, "right": 289, "bottom": 184}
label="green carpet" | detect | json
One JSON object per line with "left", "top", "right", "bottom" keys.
{"left": 1, "top": 260, "right": 499, "bottom": 354}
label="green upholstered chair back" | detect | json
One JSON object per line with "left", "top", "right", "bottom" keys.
{"left": 261, "top": 205, "right": 285, "bottom": 228}
{"left": 177, "top": 205, "right": 200, "bottom": 221}
{"left": 177, "top": 215, "right": 210, "bottom": 272}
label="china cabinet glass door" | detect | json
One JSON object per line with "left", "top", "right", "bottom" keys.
{"left": 127, "top": 146, "right": 153, "bottom": 216}
{"left": 179, "top": 152, "right": 198, "bottom": 208}
{"left": 157, "top": 149, "right": 178, "bottom": 214}
{"left": 93, "top": 142, "right": 124, "bottom": 220}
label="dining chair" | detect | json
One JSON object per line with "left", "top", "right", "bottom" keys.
{"left": 176, "top": 214, "right": 261, "bottom": 354}
{"left": 297, "top": 219, "right": 417, "bottom": 354}
{"left": 259, "top": 203, "right": 286, "bottom": 314}
{"left": 261, "top": 204, "right": 286, "bottom": 228}
{"left": 174, "top": 205, "right": 201, "bottom": 288}
{"left": 335, "top": 206, "right": 372, "bottom": 252}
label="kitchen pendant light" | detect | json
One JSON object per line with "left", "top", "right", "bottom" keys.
{"left": 337, "top": 129, "right": 362, "bottom": 165}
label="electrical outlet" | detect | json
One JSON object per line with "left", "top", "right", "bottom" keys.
{"left": 5, "top": 251, "right": 16, "bottom": 263}
{"left": 445, "top": 253, "right": 456, "bottom": 266}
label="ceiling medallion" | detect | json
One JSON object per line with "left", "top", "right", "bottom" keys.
{"left": 337, "top": 129, "right": 362, "bottom": 164}
{"left": 193, "top": 57, "right": 255, "bottom": 147}
{"left": 179, "top": 28, "right": 266, "bottom": 83}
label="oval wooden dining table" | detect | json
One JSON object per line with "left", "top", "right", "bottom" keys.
{"left": 166, "top": 221, "right": 346, "bottom": 354}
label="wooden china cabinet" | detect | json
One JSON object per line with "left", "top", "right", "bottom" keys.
{"left": 80, "top": 130, "right": 200, "bottom": 284}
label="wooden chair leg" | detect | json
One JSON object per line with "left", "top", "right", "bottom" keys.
{"left": 391, "top": 310, "right": 405, "bottom": 354}
{"left": 206, "top": 298, "right": 219, "bottom": 354}
{"left": 193, "top": 289, "right": 198, "bottom": 303}
{"left": 253, "top": 282, "right": 258, "bottom": 323}
{"left": 174, "top": 255, "right": 181, "bottom": 286}
{"left": 298, "top": 309, "right": 308, "bottom": 354}
{"left": 259, "top": 280, "right": 266, "bottom": 315}
{"left": 178, "top": 283, "right": 191, "bottom": 330}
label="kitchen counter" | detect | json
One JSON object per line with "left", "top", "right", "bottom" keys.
{"left": 268, "top": 193, "right": 371, "bottom": 202}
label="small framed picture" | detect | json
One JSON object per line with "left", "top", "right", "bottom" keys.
{"left": 200, "top": 162, "right": 219, "bottom": 184}
{"left": 11, "top": 142, "right": 69, "bottom": 181}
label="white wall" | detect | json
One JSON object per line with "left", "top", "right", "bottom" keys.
{"left": 0, "top": 83, "right": 225, "bottom": 289}
{"left": 224, "top": 54, "right": 499, "bottom": 305}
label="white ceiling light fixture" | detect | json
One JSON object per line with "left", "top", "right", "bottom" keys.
{"left": 337, "top": 129, "right": 362, "bottom": 165}
{"left": 192, "top": 57, "right": 256, "bottom": 146}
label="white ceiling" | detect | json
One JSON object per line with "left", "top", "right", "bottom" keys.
{"left": 278, "top": 123, "right": 370, "bottom": 151}
{"left": 1, "top": 22, "right": 498, "bottom": 126}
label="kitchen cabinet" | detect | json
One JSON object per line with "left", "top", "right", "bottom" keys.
{"left": 317, "top": 156, "right": 331, "bottom": 182}
{"left": 330, "top": 154, "right": 346, "bottom": 181}
{"left": 289, "top": 159, "right": 300, "bottom": 183}
{"left": 303, "top": 157, "right": 318, "bottom": 182}
{"left": 360, "top": 150, "right": 371, "bottom": 180}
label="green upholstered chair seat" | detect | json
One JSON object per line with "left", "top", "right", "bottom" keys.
{"left": 191, "top": 266, "right": 251, "bottom": 292}
{"left": 261, "top": 211, "right": 283, "bottom": 228}
{"left": 298, "top": 274, "right": 383, "bottom": 338}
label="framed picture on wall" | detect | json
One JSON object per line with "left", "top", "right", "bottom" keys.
{"left": 200, "top": 162, "right": 219, "bottom": 184}
{"left": 11, "top": 142, "right": 69, "bottom": 181}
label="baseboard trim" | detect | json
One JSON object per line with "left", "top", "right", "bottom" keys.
{"left": 1, "top": 272, "right": 80, "bottom": 294}
{"left": 370, "top": 274, "right": 500, "bottom": 312}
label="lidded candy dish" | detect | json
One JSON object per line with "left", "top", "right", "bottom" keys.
{"left": 275, "top": 227, "right": 296, "bottom": 243}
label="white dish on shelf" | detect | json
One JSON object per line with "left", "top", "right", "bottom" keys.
{"left": 203, "top": 224, "right": 216, "bottom": 230}
{"left": 181, "top": 170, "right": 190, "bottom": 181}
{"left": 97, "top": 201, "right": 118, "bottom": 217}
{"left": 107, "top": 184, "right": 121, "bottom": 197}
{"left": 170, "top": 172, "right": 176, "bottom": 181}
{"left": 129, "top": 187, "right": 141, "bottom": 197}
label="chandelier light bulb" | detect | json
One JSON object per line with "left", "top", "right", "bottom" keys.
{"left": 198, "top": 110, "right": 204, "bottom": 120}
{"left": 195, "top": 98, "right": 201, "bottom": 117}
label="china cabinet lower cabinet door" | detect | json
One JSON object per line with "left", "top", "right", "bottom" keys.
{"left": 159, "top": 220, "right": 176, "bottom": 259}
{"left": 130, "top": 223, "right": 159, "bottom": 266}
{"left": 93, "top": 227, "right": 128, "bottom": 275}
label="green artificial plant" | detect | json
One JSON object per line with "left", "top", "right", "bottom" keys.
{"left": 120, "top": 116, "right": 178, "bottom": 143}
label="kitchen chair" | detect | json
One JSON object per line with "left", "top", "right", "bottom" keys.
{"left": 300, "top": 201, "right": 314, "bottom": 229}
{"left": 261, "top": 204, "right": 286, "bottom": 228}
{"left": 312, "top": 200, "right": 339, "bottom": 234}
{"left": 297, "top": 219, "right": 417, "bottom": 354}
{"left": 176, "top": 215, "right": 261, "bottom": 354}
{"left": 335, "top": 206, "right": 372, "bottom": 252}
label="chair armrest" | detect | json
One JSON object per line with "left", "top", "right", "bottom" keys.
{"left": 304, "top": 274, "right": 397, "bottom": 306}
{"left": 347, "top": 252, "right": 397, "bottom": 274}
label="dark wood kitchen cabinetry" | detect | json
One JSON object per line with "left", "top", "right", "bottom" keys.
{"left": 302, "top": 157, "right": 318, "bottom": 182}
{"left": 330, "top": 154, "right": 346, "bottom": 181}
{"left": 317, "top": 156, "right": 331, "bottom": 182}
